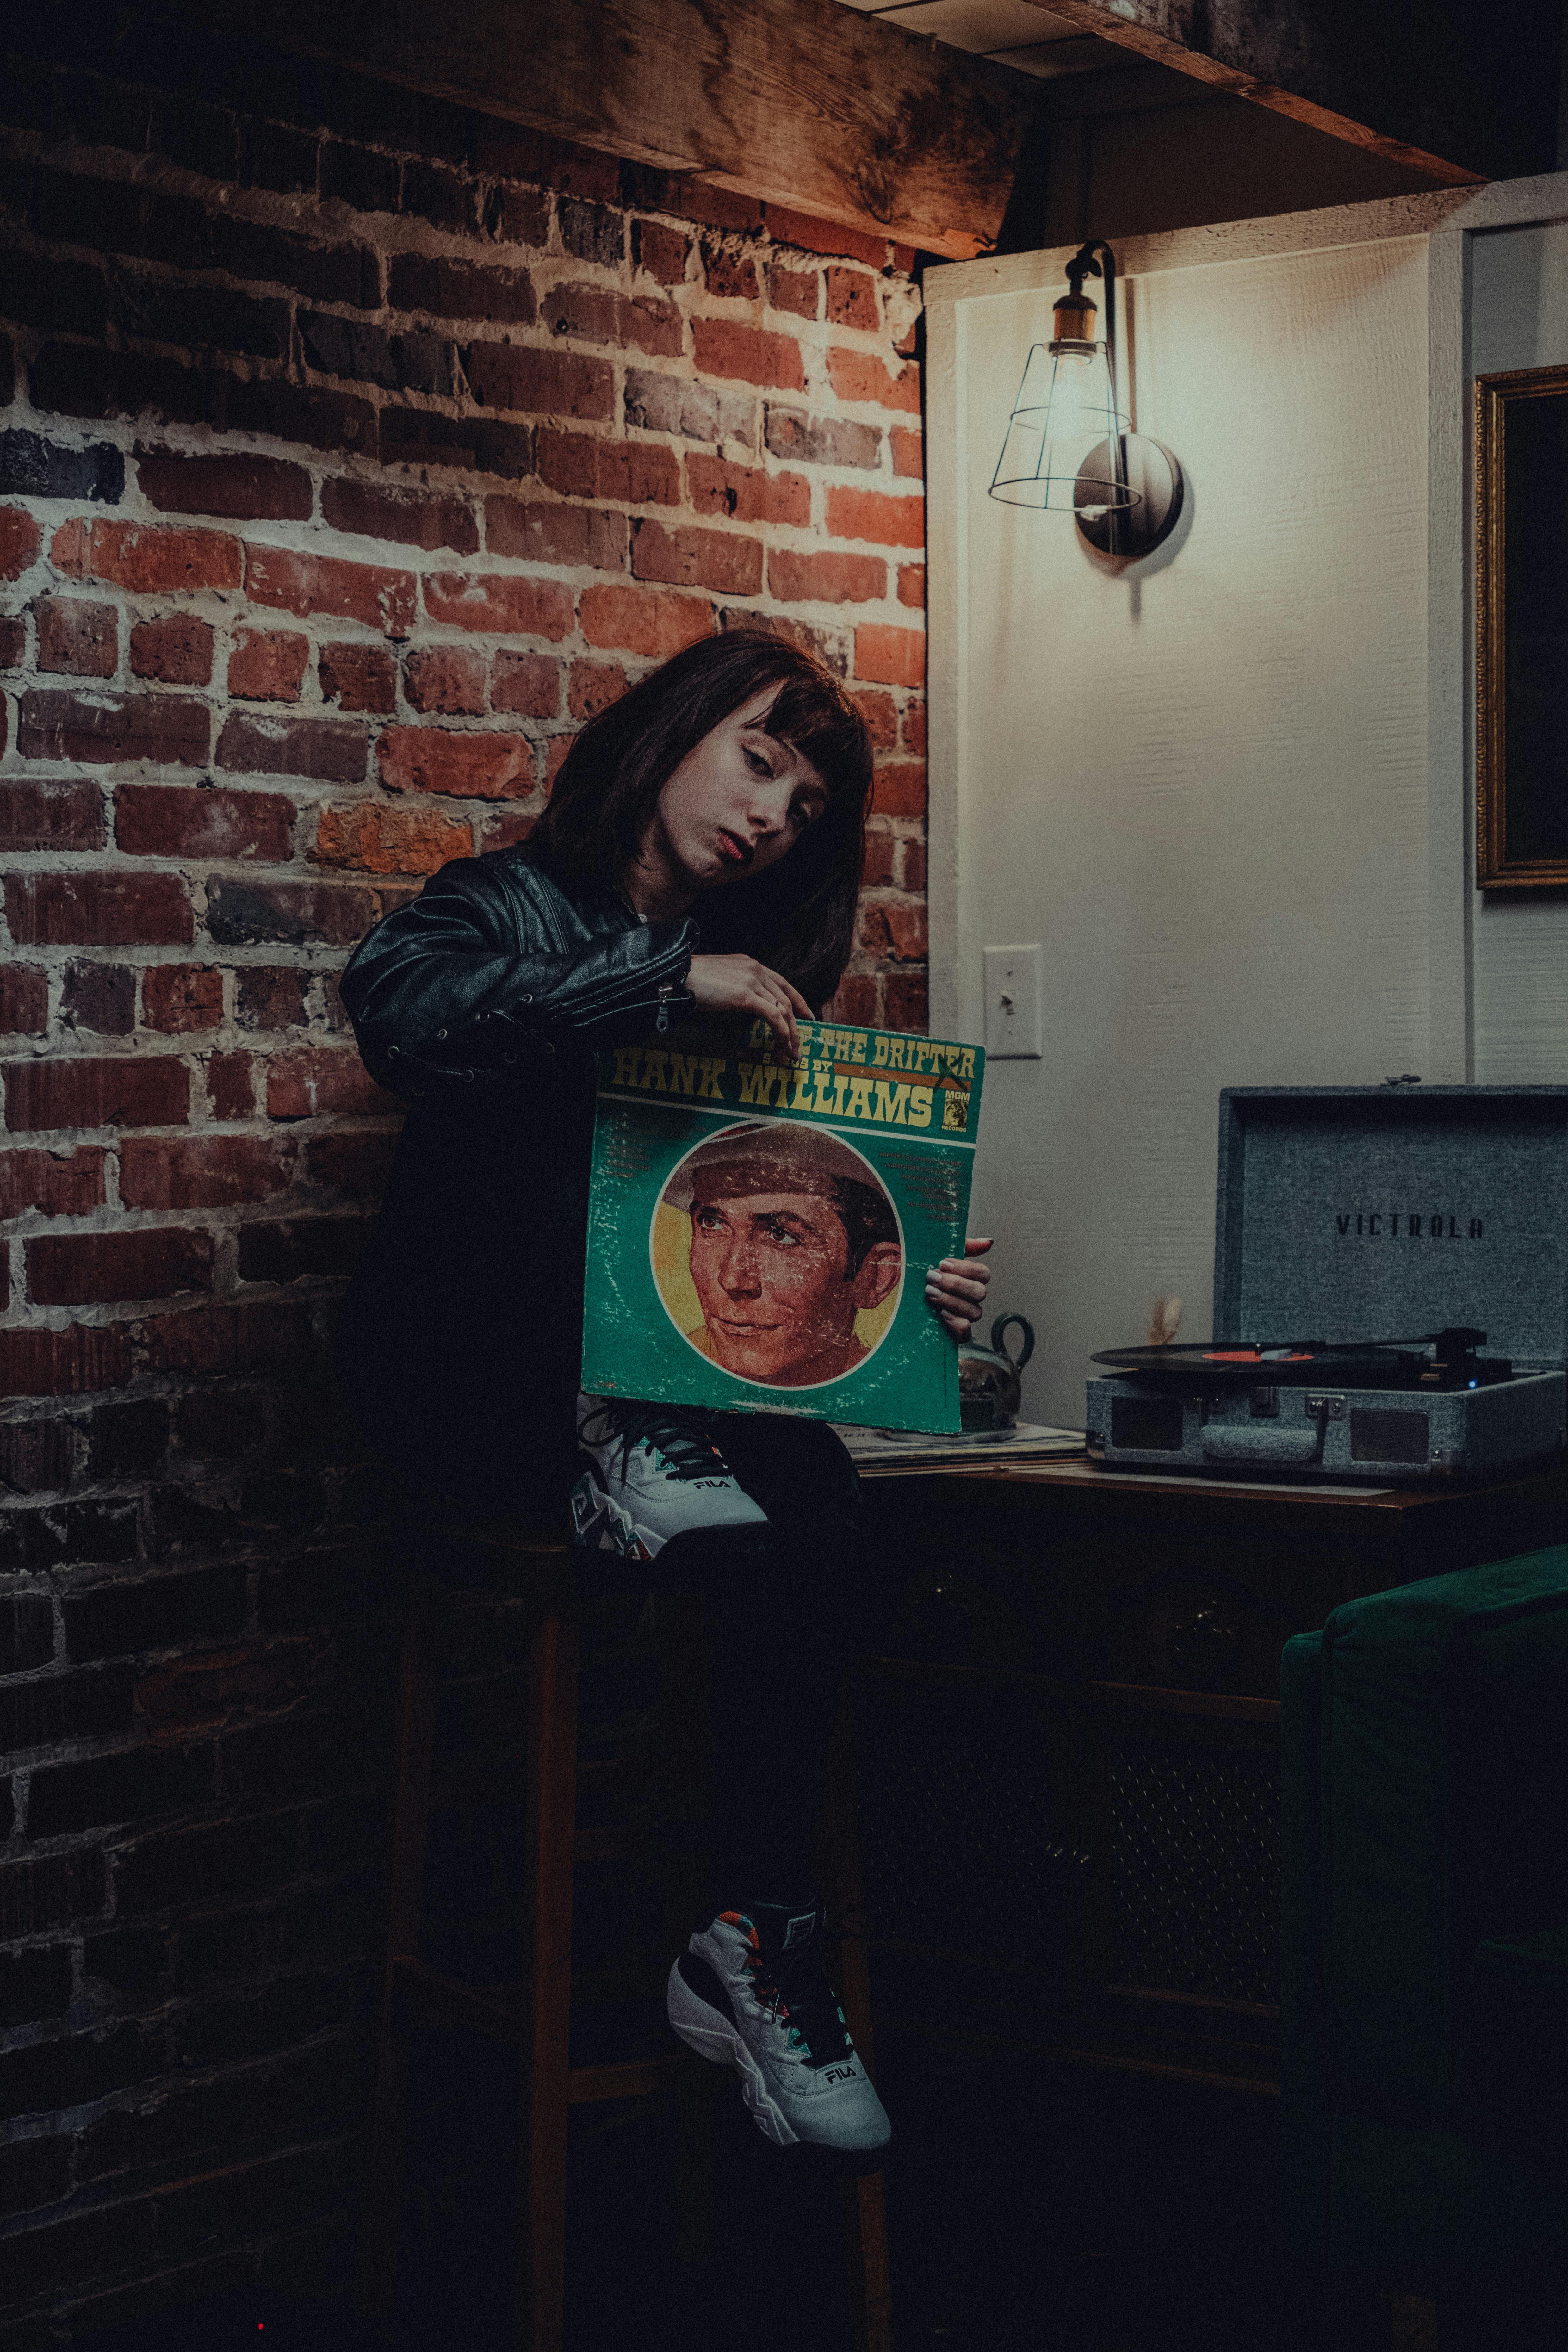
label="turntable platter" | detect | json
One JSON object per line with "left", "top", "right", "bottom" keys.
{"left": 1091, "top": 1326, "right": 1504, "bottom": 1391}
{"left": 1091, "top": 1340, "right": 1422, "bottom": 1384}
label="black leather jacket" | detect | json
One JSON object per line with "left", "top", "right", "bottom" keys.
{"left": 341, "top": 848, "right": 698, "bottom": 1093}
{"left": 335, "top": 847, "right": 699, "bottom": 1511}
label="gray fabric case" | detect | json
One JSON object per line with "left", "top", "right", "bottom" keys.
{"left": 1085, "top": 1086, "right": 1568, "bottom": 1482}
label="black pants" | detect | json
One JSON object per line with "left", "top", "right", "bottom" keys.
{"left": 575, "top": 1413, "right": 875, "bottom": 1907}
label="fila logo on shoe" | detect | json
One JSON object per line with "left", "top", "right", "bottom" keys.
{"left": 667, "top": 1910, "right": 892, "bottom": 2152}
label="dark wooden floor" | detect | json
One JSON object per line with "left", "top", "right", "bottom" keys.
{"left": 71, "top": 2039, "right": 1290, "bottom": 2352}
{"left": 69, "top": 2032, "right": 1568, "bottom": 2352}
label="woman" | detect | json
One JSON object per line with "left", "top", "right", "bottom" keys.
{"left": 338, "top": 629, "right": 991, "bottom": 2155}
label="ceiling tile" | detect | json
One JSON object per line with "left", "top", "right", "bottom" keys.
{"left": 876, "top": 1, "right": 1081, "bottom": 53}
{"left": 986, "top": 35, "right": 1125, "bottom": 77}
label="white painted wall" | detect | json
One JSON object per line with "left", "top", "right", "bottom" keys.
{"left": 1470, "top": 221, "right": 1568, "bottom": 1081}
{"left": 927, "top": 186, "right": 1568, "bottom": 1431}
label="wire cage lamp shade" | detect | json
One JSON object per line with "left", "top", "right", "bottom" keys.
{"left": 989, "top": 239, "right": 1183, "bottom": 559}
{"left": 989, "top": 334, "right": 1134, "bottom": 515}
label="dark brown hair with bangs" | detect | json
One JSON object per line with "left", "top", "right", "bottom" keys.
{"left": 526, "top": 630, "right": 872, "bottom": 1010}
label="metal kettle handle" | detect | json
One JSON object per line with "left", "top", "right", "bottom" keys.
{"left": 990, "top": 1313, "right": 1035, "bottom": 1371}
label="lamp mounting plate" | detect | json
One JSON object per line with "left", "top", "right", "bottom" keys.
{"left": 1075, "top": 435, "right": 1184, "bottom": 559}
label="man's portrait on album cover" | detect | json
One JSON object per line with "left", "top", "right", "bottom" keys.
{"left": 654, "top": 1123, "right": 903, "bottom": 1387}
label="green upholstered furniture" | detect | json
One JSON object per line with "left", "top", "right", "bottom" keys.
{"left": 1282, "top": 1545, "right": 1568, "bottom": 2298}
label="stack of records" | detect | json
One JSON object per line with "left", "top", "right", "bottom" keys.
{"left": 835, "top": 1421, "right": 1084, "bottom": 1470}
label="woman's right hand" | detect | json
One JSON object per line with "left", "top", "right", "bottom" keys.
{"left": 686, "top": 954, "right": 810, "bottom": 1057}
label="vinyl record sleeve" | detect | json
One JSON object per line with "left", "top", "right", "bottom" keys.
{"left": 581, "top": 1016, "right": 985, "bottom": 1431}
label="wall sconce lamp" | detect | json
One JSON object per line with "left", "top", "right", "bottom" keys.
{"left": 989, "top": 239, "right": 1183, "bottom": 560}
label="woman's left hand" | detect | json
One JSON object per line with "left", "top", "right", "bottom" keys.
{"left": 926, "top": 1237, "right": 993, "bottom": 1338}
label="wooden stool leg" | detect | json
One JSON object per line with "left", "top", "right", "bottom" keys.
{"left": 516, "top": 1611, "right": 580, "bottom": 2352}
{"left": 670, "top": 2047, "right": 716, "bottom": 2267}
{"left": 841, "top": 2175, "right": 895, "bottom": 2352}
{"left": 823, "top": 1680, "right": 895, "bottom": 2352}
{"left": 661, "top": 1822, "right": 715, "bottom": 2271}
{"left": 651, "top": 1589, "right": 717, "bottom": 2269}
{"left": 358, "top": 1595, "right": 438, "bottom": 2323}
{"left": 1388, "top": 2295, "right": 1440, "bottom": 2351}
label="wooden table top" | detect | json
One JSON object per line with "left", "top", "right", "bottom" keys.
{"left": 856, "top": 1445, "right": 1568, "bottom": 1520}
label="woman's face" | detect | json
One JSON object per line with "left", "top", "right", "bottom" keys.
{"left": 647, "top": 689, "right": 828, "bottom": 897}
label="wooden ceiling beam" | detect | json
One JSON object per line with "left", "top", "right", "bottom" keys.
{"left": 167, "top": 0, "right": 1046, "bottom": 260}
{"left": 1015, "top": 0, "right": 1561, "bottom": 186}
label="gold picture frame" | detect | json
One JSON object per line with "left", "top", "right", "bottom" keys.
{"left": 1476, "top": 365, "right": 1568, "bottom": 889}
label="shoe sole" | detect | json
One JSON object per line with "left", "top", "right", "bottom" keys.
{"left": 571, "top": 1474, "right": 658, "bottom": 1560}
{"left": 666, "top": 1958, "right": 892, "bottom": 2157}
{"left": 667, "top": 1960, "right": 797, "bottom": 2146}
{"left": 575, "top": 1470, "right": 770, "bottom": 1559}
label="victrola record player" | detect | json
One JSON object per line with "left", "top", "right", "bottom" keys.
{"left": 1085, "top": 1086, "right": 1568, "bottom": 1482}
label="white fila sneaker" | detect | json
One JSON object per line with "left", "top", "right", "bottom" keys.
{"left": 667, "top": 1902, "right": 892, "bottom": 2155}
{"left": 571, "top": 1394, "right": 768, "bottom": 1561}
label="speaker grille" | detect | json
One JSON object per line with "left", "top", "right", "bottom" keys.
{"left": 1111, "top": 1394, "right": 1186, "bottom": 1451}
{"left": 1350, "top": 1406, "right": 1429, "bottom": 1464}
{"left": 1106, "top": 1737, "right": 1280, "bottom": 2006}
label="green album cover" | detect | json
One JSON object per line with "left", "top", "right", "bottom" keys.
{"left": 580, "top": 1016, "right": 986, "bottom": 1432}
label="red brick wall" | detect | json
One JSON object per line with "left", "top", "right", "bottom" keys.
{"left": 0, "top": 13, "right": 927, "bottom": 2333}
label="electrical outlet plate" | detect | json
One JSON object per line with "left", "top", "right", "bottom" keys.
{"left": 983, "top": 945, "right": 1042, "bottom": 1058}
